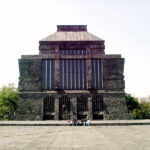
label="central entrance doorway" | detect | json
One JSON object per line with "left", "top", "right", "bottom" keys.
{"left": 43, "top": 96, "right": 55, "bottom": 120}
{"left": 92, "top": 95, "right": 104, "bottom": 120}
{"left": 59, "top": 96, "right": 70, "bottom": 120}
{"left": 77, "top": 95, "right": 88, "bottom": 119}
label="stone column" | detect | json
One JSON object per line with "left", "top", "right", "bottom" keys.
{"left": 88, "top": 97, "right": 93, "bottom": 120}
{"left": 70, "top": 98, "right": 77, "bottom": 120}
{"left": 86, "top": 59, "right": 92, "bottom": 88}
{"left": 54, "top": 46, "right": 60, "bottom": 88}
{"left": 86, "top": 46, "right": 92, "bottom": 89}
{"left": 54, "top": 98, "right": 59, "bottom": 120}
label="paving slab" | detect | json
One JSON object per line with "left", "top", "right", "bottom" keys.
{"left": 0, "top": 125, "right": 150, "bottom": 150}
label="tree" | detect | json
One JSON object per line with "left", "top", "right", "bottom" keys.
{"left": 125, "top": 93, "right": 139, "bottom": 113}
{"left": 133, "top": 100, "right": 150, "bottom": 119}
{"left": 0, "top": 83, "right": 18, "bottom": 120}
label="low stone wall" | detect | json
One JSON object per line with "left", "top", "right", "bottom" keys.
{"left": 103, "top": 93, "right": 133, "bottom": 120}
{"left": 15, "top": 93, "right": 44, "bottom": 120}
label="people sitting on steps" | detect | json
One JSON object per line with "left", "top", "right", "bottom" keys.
{"left": 67, "top": 117, "right": 91, "bottom": 126}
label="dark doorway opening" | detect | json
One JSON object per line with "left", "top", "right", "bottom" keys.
{"left": 77, "top": 115, "right": 87, "bottom": 120}
{"left": 43, "top": 96, "right": 55, "bottom": 120}
{"left": 77, "top": 95, "right": 88, "bottom": 120}
{"left": 43, "top": 115, "right": 54, "bottom": 120}
{"left": 93, "top": 114, "right": 103, "bottom": 120}
{"left": 59, "top": 95, "right": 70, "bottom": 120}
{"left": 92, "top": 95, "right": 104, "bottom": 120}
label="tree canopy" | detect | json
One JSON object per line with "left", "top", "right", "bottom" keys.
{"left": 125, "top": 93, "right": 139, "bottom": 113}
{"left": 133, "top": 99, "right": 150, "bottom": 119}
{"left": 126, "top": 93, "right": 150, "bottom": 119}
{"left": 0, "top": 83, "right": 18, "bottom": 120}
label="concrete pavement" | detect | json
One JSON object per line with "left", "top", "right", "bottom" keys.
{"left": 0, "top": 125, "right": 150, "bottom": 150}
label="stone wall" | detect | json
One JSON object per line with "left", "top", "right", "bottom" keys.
{"left": 15, "top": 91, "right": 132, "bottom": 120}
{"left": 103, "top": 93, "right": 132, "bottom": 119}
{"left": 15, "top": 93, "right": 43, "bottom": 120}
{"left": 18, "top": 59, "right": 41, "bottom": 91}
{"left": 103, "top": 58, "right": 125, "bottom": 90}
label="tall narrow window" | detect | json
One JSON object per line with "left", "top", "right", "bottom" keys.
{"left": 42, "top": 60, "right": 55, "bottom": 90}
{"left": 60, "top": 59, "right": 87, "bottom": 89}
{"left": 91, "top": 59, "right": 102, "bottom": 89}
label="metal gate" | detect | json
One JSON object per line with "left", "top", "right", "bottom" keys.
{"left": 92, "top": 95, "right": 104, "bottom": 120}
{"left": 59, "top": 96, "right": 70, "bottom": 120}
{"left": 43, "top": 96, "right": 55, "bottom": 120}
{"left": 77, "top": 95, "right": 88, "bottom": 119}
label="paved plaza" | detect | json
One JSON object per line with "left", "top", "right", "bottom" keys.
{"left": 0, "top": 125, "right": 150, "bottom": 150}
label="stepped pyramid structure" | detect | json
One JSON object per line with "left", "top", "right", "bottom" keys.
{"left": 15, "top": 25, "right": 132, "bottom": 120}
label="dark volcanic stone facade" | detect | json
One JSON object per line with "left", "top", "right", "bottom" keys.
{"left": 15, "top": 25, "right": 132, "bottom": 120}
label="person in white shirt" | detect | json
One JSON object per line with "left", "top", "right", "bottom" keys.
{"left": 86, "top": 119, "right": 90, "bottom": 126}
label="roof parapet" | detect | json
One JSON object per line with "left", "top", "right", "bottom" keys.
{"left": 57, "top": 25, "right": 87, "bottom": 32}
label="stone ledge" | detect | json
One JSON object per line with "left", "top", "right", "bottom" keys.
{"left": 0, "top": 120, "right": 150, "bottom": 126}
{"left": 19, "top": 90, "right": 125, "bottom": 94}
{"left": 21, "top": 54, "right": 121, "bottom": 59}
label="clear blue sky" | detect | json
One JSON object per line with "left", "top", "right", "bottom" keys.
{"left": 0, "top": 0, "right": 150, "bottom": 97}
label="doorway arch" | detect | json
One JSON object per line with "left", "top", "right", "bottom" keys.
{"left": 59, "top": 95, "right": 70, "bottom": 120}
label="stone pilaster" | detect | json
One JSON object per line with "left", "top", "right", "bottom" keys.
{"left": 88, "top": 97, "right": 93, "bottom": 120}
{"left": 86, "top": 46, "right": 92, "bottom": 89}
{"left": 86, "top": 59, "right": 92, "bottom": 89}
{"left": 54, "top": 46, "right": 60, "bottom": 88}
{"left": 70, "top": 98, "right": 77, "bottom": 120}
{"left": 54, "top": 98, "right": 59, "bottom": 120}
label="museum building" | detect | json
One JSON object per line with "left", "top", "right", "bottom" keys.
{"left": 15, "top": 25, "right": 132, "bottom": 120}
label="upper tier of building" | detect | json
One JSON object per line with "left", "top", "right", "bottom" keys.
{"left": 40, "top": 25, "right": 104, "bottom": 42}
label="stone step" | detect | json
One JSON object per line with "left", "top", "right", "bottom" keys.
{"left": 0, "top": 120, "right": 150, "bottom": 126}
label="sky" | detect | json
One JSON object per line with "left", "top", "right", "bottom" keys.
{"left": 0, "top": 0, "right": 150, "bottom": 97}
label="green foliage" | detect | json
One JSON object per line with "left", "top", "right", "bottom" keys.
{"left": 125, "top": 93, "right": 139, "bottom": 113}
{"left": 126, "top": 93, "right": 150, "bottom": 119}
{"left": 0, "top": 83, "right": 18, "bottom": 120}
{"left": 133, "top": 100, "right": 150, "bottom": 119}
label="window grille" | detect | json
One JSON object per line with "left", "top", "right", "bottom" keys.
{"left": 92, "top": 95, "right": 103, "bottom": 111}
{"left": 91, "top": 59, "right": 102, "bottom": 89}
{"left": 77, "top": 96, "right": 88, "bottom": 112}
{"left": 60, "top": 49, "right": 86, "bottom": 55}
{"left": 42, "top": 60, "right": 55, "bottom": 90}
{"left": 59, "top": 96, "right": 70, "bottom": 120}
{"left": 43, "top": 96, "right": 55, "bottom": 120}
{"left": 60, "top": 59, "right": 87, "bottom": 89}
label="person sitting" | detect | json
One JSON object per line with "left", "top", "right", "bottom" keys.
{"left": 72, "top": 118, "right": 75, "bottom": 126}
{"left": 86, "top": 119, "right": 90, "bottom": 126}
{"left": 81, "top": 119, "right": 84, "bottom": 126}
{"left": 67, "top": 119, "right": 71, "bottom": 126}
{"left": 74, "top": 119, "right": 77, "bottom": 126}
{"left": 77, "top": 120, "right": 80, "bottom": 126}
{"left": 83, "top": 119, "right": 87, "bottom": 126}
